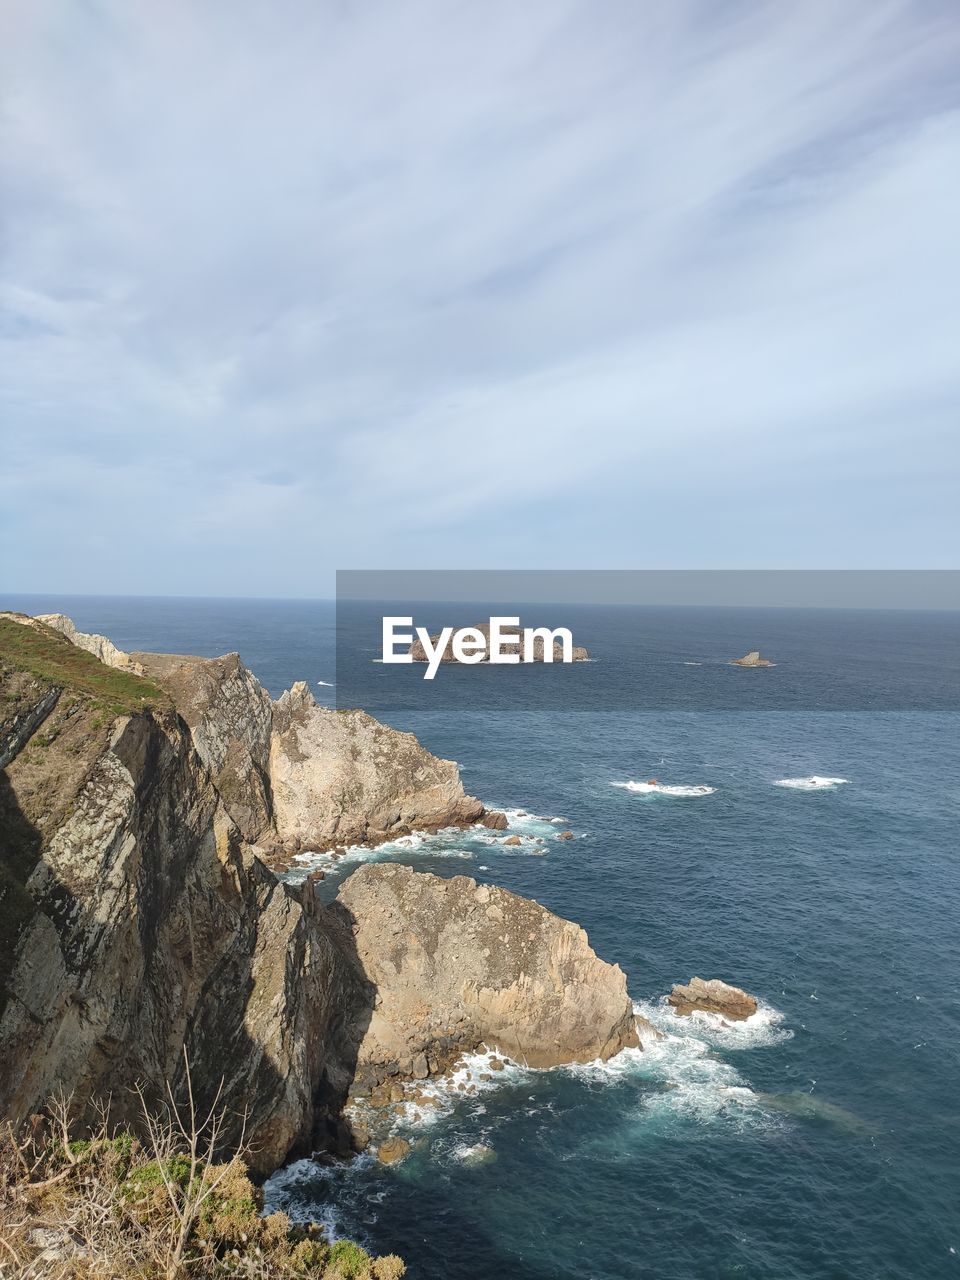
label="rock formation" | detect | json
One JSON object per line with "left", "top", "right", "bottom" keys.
{"left": 124, "top": 656, "right": 487, "bottom": 852}
{"left": 409, "top": 623, "right": 589, "bottom": 664}
{"left": 730, "top": 650, "right": 775, "bottom": 668}
{"left": 667, "top": 977, "right": 758, "bottom": 1021}
{"left": 0, "top": 614, "right": 640, "bottom": 1180}
{"left": 337, "top": 863, "right": 639, "bottom": 1083}
{"left": 36, "top": 613, "right": 145, "bottom": 673}
{"left": 268, "top": 682, "right": 483, "bottom": 849}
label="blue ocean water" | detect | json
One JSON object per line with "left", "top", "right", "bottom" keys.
{"left": 6, "top": 595, "right": 960, "bottom": 1280}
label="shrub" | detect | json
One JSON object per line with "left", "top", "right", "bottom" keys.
{"left": 0, "top": 1068, "right": 405, "bottom": 1279}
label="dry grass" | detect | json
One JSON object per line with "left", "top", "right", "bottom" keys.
{"left": 0, "top": 1059, "right": 404, "bottom": 1280}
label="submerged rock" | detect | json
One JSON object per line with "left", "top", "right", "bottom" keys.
{"left": 458, "top": 1143, "right": 496, "bottom": 1165}
{"left": 337, "top": 864, "right": 639, "bottom": 1078}
{"left": 667, "top": 977, "right": 758, "bottom": 1021}
{"left": 377, "top": 1137, "right": 411, "bottom": 1165}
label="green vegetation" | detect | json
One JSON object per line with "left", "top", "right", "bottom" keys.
{"left": 0, "top": 616, "right": 167, "bottom": 717}
{"left": 0, "top": 1094, "right": 406, "bottom": 1279}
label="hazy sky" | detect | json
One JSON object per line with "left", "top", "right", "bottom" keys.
{"left": 2, "top": 0, "right": 958, "bottom": 597}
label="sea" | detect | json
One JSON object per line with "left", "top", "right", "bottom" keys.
{"left": 5, "top": 594, "right": 959, "bottom": 1280}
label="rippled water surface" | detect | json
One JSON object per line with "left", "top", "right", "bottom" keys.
{"left": 8, "top": 595, "right": 959, "bottom": 1280}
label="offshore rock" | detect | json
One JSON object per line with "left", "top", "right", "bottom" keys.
{"left": 410, "top": 623, "right": 589, "bottom": 663}
{"left": 730, "top": 650, "right": 775, "bottom": 668}
{"left": 337, "top": 864, "right": 639, "bottom": 1078}
{"left": 667, "top": 977, "right": 758, "bottom": 1021}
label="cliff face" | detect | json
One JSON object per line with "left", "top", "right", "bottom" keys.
{"left": 0, "top": 614, "right": 640, "bottom": 1179}
{"left": 130, "top": 658, "right": 483, "bottom": 851}
{"left": 0, "top": 638, "right": 368, "bottom": 1173}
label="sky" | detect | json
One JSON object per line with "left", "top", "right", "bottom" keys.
{"left": 1, "top": 0, "right": 958, "bottom": 598}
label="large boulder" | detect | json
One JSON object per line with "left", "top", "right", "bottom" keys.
{"left": 667, "top": 977, "right": 758, "bottom": 1021}
{"left": 337, "top": 863, "right": 639, "bottom": 1079}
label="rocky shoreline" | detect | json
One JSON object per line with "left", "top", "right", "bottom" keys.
{"left": 1, "top": 609, "right": 760, "bottom": 1208}
{"left": 0, "top": 613, "right": 632, "bottom": 1182}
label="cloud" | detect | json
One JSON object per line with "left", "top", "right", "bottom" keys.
{"left": 1, "top": 0, "right": 958, "bottom": 594}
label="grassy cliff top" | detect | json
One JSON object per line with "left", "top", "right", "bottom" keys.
{"left": 0, "top": 614, "right": 167, "bottom": 716}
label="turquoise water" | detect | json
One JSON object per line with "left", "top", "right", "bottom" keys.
{"left": 7, "top": 596, "right": 959, "bottom": 1279}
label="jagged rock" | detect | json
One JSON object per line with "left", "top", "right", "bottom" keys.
{"left": 635, "top": 1015, "right": 665, "bottom": 1046}
{"left": 269, "top": 684, "right": 484, "bottom": 848}
{"left": 133, "top": 651, "right": 275, "bottom": 842}
{"left": 337, "top": 864, "right": 639, "bottom": 1075}
{"left": 667, "top": 977, "right": 758, "bottom": 1021}
{"left": 377, "top": 1137, "right": 411, "bottom": 1165}
{"left": 479, "top": 810, "right": 508, "bottom": 830}
{"left": 556, "top": 830, "right": 574, "bottom": 841}
{"left": 118, "top": 646, "right": 487, "bottom": 850}
{"left": 410, "top": 623, "right": 589, "bottom": 663}
{"left": 730, "top": 651, "right": 775, "bottom": 668}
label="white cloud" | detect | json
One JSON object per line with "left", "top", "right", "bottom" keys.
{"left": 1, "top": 0, "right": 958, "bottom": 592}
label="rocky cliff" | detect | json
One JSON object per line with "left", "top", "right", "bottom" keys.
{"left": 337, "top": 864, "right": 638, "bottom": 1083}
{"left": 130, "top": 654, "right": 484, "bottom": 851}
{"left": 0, "top": 614, "right": 639, "bottom": 1180}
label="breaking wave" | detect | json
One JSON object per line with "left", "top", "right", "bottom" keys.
{"left": 612, "top": 780, "right": 716, "bottom": 797}
{"left": 773, "top": 775, "right": 849, "bottom": 790}
{"left": 560, "top": 997, "right": 791, "bottom": 1128}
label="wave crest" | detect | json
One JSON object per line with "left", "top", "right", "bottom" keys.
{"left": 611, "top": 780, "right": 716, "bottom": 797}
{"left": 774, "top": 775, "right": 849, "bottom": 790}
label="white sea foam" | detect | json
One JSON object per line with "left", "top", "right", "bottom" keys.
{"left": 263, "top": 1155, "right": 374, "bottom": 1236}
{"left": 635, "top": 996, "right": 792, "bottom": 1052}
{"left": 612, "top": 780, "right": 716, "bottom": 797}
{"left": 681, "top": 661, "right": 703, "bottom": 666}
{"left": 558, "top": 996, "right": 790, "bottom": 1132}
{"left": 316, "top": 680, "right": 335, "bottom": 687}
{"left": 773, "top": 775, "right": 849, "bottom": 790}
{"left": 499, "top": 807, "right": 568, "bottom": 828}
